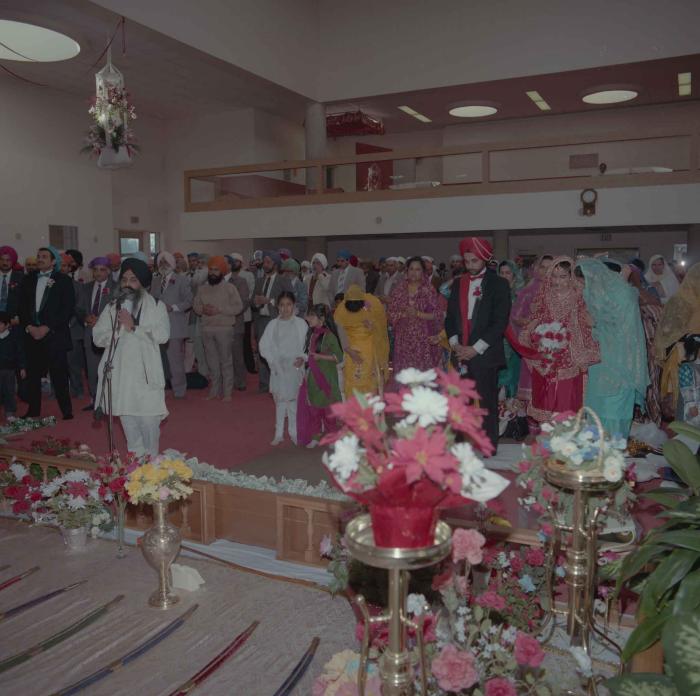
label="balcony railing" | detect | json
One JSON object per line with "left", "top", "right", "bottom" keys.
{"left": 184, "top": 127, "right": 700, "bottom": 212}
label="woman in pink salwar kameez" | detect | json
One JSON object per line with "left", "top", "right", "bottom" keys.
{"left": 388, "top": 256, "right": 442, "bottom": 375}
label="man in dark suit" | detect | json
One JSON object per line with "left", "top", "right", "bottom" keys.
{"left": 18, "top": 246, "right": 76, "bottom": 419}
{"left": 445, "top": 237, "right": 511, "bottom": 451}
{"left": 0, "top": 246, "right": 24, "bottom": 322}
{"left": 75, "top": 257, "right": 117, "bottom": 410}
{"left": 250, "top": 250, "right": 293, "bottom": 393}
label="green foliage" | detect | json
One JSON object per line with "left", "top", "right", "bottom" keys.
{"left": 608, "top": 610, "right": 700, "bottom": 696}
{"left": 617, "top": 429, "right": 700, "bottom": 660}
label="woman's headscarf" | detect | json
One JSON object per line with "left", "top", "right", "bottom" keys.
{"left": 576, "top": 258, "right": 649, "bottom": 400}
{"left": 510, "top": 256, "right": 545, "bottom": 329}
{"left": 498, "top": 259, "right": 525, "bottom": 300}
{"left": 645, "top": 255, "right": 680, "bottom": 304}
{"left": 654, "top": 262, "right": 700, "bottom": 362}
{"left": 522, "top": 256, "right": 599, "bottom": 378}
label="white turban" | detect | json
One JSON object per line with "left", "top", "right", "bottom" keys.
{"left": 311, "top": 253, "right": 328, "bottom": 269}
{"left": 397, "top": 256, "right": 406, "bottom": 264}
{"left": 450, "top": 254, "right": 462, "bottom": 262}
{"left": 157, "top": 251, "right": 176, "bottom": 270}
{"left": 230, "top": 252, "right": 244, "bottom": 263}
{"left": 422, "top": 256, "right": 434, "bottom": 263}
{"left": 386, "top": 256, "right": 398, "bottom": 263}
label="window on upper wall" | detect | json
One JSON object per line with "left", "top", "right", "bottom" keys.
{"left": 48, "top": 225, "right": 78, "bottom": 249}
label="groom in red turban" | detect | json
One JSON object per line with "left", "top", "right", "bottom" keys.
{"left": 445, "top": 236, "right": 511, "bottom": 451}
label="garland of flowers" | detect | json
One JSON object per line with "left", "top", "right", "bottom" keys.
{"left": 0, "top": 416, "right": 56, "bottom": 441}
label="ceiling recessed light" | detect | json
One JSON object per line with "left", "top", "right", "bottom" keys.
{"left": 449, "top": 105, "right": 498, "bottom": 118}
{"left": 526, "top": 90, "right": 551, "bottom": 111}
{"left": 582, "top": 89, "right": 638, "bottom": 105}
{"left": 0, "top": 20, "right": 80, "bottom": 62}
{"left": 397, "top": 105, "right": 432, "bottom": 123}
{"left": 678, "top": 72, "right": 692, "bottom": 96}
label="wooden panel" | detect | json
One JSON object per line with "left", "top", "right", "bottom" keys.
{"left": 214, "top": 484, "right": 278, "bottom": 548}
{"left": 275, "top": 494, "right": 348, "bottom": 566}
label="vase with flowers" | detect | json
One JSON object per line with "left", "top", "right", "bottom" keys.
{"left": 126, "top": 455, "right": 193, "bottom": 608}
{"left": 92, "top": 451, "right": 140, "bottom": 558}
{"left": 322, "top": 368, "right": 509, "bottom": 548}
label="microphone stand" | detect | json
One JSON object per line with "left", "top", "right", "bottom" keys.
{"left": 96, "top": 298, "right": 123, "bottom": 454}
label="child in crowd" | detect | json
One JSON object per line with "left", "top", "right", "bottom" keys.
{"left": 297, "top": 304, "right": 343, "bottom": 447}
{"left": 0, "top": 311, "right": 25, "bottom": 420}
{"left": 258, "top": 292, "right": 308, "bottom": 445}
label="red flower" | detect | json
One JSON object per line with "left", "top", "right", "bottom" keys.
{"left": 329, "top": 399, "right": 384, "bottom": 449}
{"left": 485, "top": 678, "right": 517, "bottom": 696}
{"left": 29, "top": 491, "right": 42, "bottom": 502}
{"left": 108, "top": 476, "right": 126, "bottom": 493}
{"left": 510, "top": 554, "right": 524, "bottom": 573}
{"left": 66, "top": 481, "right": 89, "bottom": 499}
{"left": 473, "top": 287, "right": 482, "bottom": 297}
{"left": 0, "top": 461, "right": 8, "bottom": 472}
{"left": 525, "top": 547, "right": 545, "bottom": 567}
{"left": 102, "top": 287, "right": 110, "bottom": 295}
{"left": 475, "top": 590, "right": 507, "bottom": 612}
{"left": 438, "top": 371, "right": 480, "bottom": 401}
{"left": 12, "top": 499, "right": 30, "bottom": 514}
{"left": 446, "top": 396, "right": 493, "bottom": 456}
{"left": 514, "top": 631, "right": 545, "bottom": 668}
{"left": 391, "top": 428, "right": 458, "bottom": 489}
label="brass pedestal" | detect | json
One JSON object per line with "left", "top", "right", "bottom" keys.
{"left": 345, "top": 514, "right": 452, "bottom": 696}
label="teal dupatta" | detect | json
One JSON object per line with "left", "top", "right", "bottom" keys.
{"left": 576, "top": 258, "right": 649, "bottom": 437}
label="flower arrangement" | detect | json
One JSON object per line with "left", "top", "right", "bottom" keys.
{"left": 515, "top": 412, "right": 636, "bottom": 527}
{"left": 125, "top": 455, "right": 193, "bottom": 504}
{"left": 83, "top": 86, "right": 138, "bottom": 157}
{"left": 2, "top": 460, "right": 42, "bottom": 514}
{"left": 322, "top": 368, "right": 509, "bottom": 547}
{"left": 531, "top": 322, "right": 569, "bottom": 374}
{"left": 0, "top": 415, "right": 56, "bottom": 441}
{"left": 30, "top": 436, "right": 76, "bottom": 457}
{"left": 316, "top": 530, "right": 553, "bottom": 695}
{"left": 41, "top": 470, "right": 111, "bottom": 531}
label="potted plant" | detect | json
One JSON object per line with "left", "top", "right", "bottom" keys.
{"left": 615, "top": 421, "right": 700, "bottom": 661}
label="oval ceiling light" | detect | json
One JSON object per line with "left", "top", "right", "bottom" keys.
{"left": 0, "top": 20, "right": 80, "bottom": 62}
{"left": 449, "top": 105, "right": 498, "bottom": 118}
{"left": 582, "top": 89, "right": 638, "bottom": 105}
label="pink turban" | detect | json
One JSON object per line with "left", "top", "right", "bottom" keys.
{"left": 459, "top": 237, "right": 493, "bottom": 261}
{"left": 0, "top": 246, "right": 18, "bottom": 265}
{"left": 106, "top": 253, "right": 121, "bottom": 265}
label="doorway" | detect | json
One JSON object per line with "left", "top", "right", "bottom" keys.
{"left": 118, "top": 230, "right": 159, "bottom": 258}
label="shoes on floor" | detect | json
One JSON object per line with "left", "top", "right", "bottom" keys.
{"left": 82, "top": 403, "right": 95, "bottom": 412}
{"left": 63, "top": 414, "right": 74, "bottom": 421}
{"left": 306, "top": 441, "right": 319, "bottom": 449}
{"left": 270, "top": 436, "right": 283, "bottom": 446}
{"left": 21, "top": 411, "right": 39, "bottom": 419}
{"left": 290, "top": 437, "right": 298, "bottom": 446}
{"left": 205, "top": 393, "right": 218, "bottom": 400}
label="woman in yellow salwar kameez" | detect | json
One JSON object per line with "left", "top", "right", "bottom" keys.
{"left": 334, "top": 284, "right": 389, "bottom": 398}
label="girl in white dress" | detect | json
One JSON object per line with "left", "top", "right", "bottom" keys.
{"left": 259, "top": 291, "right": 308, "bottom": 445}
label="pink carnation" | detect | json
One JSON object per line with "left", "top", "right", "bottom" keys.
{"left": 485, "top": 677, "right": 517, "bottom": 696}
{"left": 517, "top": 460, "right": 531, "bottom": 473}
{"left": 431, "top": 644, "right": 479, "bottom": 692}
{"left": 452, "top": 528, "right": 486, "bottom": 564}
{"left": 525, "top": 547, "right": 545, "bottom": 567}
{"left": 514, "top": 632, "right": 545, "bottom": 668}
{"left": 475, "top": 590, "right": 507, "bottom": 612}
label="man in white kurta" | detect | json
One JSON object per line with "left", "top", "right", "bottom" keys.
{"left": 93, "top": 259, "right": 170, "bottom": 457}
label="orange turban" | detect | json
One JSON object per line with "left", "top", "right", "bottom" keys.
{"left": 459, "top": 237, "right": 493, "bottom": 261}
{"left": 208, "top": 255, "right": 229, "bottom": 274}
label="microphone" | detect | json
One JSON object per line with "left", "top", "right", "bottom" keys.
{"left": 111, "top": 286, "right": 136, "bottom": 307}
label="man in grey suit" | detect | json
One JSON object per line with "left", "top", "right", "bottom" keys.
{"left": 328, "top": 250, "right": 366, "bottom": 300}
{"left": 250, "top": 250, "right": 293, "bottom": 393}
{"left": 224, "top": 255, "right": 250, "bottom": 391}
{"left": 151, "top": 251, "right": 193, "bottom": 398}
{"left": 75, "top": 257, "right": 117, "bottom": 410}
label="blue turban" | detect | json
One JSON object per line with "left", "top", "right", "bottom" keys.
{"left": 89, "top": 256, "right": 110, "bottom": 268}
{"left": 263, "top": 250, "right": 282, "bottom": 267}
{"left": 337, "top": 249, "right": 352, "bottom": 261}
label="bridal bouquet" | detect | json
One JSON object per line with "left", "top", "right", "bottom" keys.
{"left": 322, "top": 368, "right": 509, "bottom": 547}
{"left": 532, "top": 322, "right": 569, "bottom": 373}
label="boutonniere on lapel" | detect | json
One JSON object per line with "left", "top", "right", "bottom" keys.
{"left": 473, "top": 286, "right": 482, "bottom": 298}
{"left": 9, "top": 282, "right": 18, "bottom": 290}
{"left": 102, "top": 286, "right": 110, "bottom": 296}
{"left": 46, "top": 278, "right": 55, "bottom": 288}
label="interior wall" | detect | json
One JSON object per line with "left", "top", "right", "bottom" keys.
{"left": 0, "top": 80, "right": 114, "bottom": 262}
{"left": 324, "top": 228, "right": 687, "bottom": 265}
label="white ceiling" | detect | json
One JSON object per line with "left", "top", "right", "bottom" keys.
{"left": 0, "top": 0, "right": 310, "bottom": 121}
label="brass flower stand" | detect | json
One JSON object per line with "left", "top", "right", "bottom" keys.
{"left": 345, "top": 514, "right": 452, "bottom": 696}
{"left": 544, "top": 457, "right": 624, "bottom": 694}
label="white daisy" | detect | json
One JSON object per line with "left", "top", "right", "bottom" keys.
{"left": 406, "top": 593, "right": 427, "bottom": 616}
{"left": 401, "top": 387, "right": 448, "bottom": 427}
{"left": 323, "top": 434, "right": 363, "bottom": 482}
{"left": 395, "top": 368, "right": 437, "bottom": 387}
{"left": 603, "top": 451, "right": 624, "bottom": 482}
{"left": 366, "top": 395, "right": 386, "bottom": 415}
{"left": 9, "top": 462, "right": 28, "bottom": 481}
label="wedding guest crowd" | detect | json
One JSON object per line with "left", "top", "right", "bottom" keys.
{"left": 0, "top": 236, "right": 694, "bottom": 454}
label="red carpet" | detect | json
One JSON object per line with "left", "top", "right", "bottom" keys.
{"left": 8, "top": 374, "right": 283, "bottom": 470}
